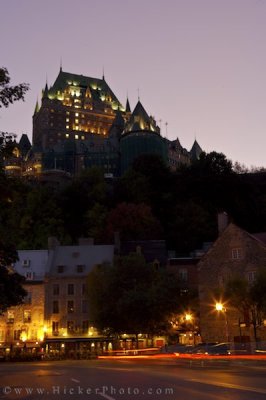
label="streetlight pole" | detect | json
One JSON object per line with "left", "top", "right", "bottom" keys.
{"left": 215, "top": 303, "right": 229, "bottom": 343}
{"left": 185, "top": 313, "right": 195, "bottom": 346}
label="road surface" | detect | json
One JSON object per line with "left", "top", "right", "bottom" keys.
{"left": 0, "top": 357, "right": 266, "bottom": 399}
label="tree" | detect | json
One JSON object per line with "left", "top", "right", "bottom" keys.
{"left": 189, "top": 151, "right": 234, "bottom": 176}
{"left": 0, "top": 67, "right": 29, "bottom": 311}
{"left": 15, "top": 186, "right": 68, "bottom": 249}
{"left": 87, "top": 253, "right": 181, "bottom": 347}
{"left": 59, "top": 167, "right": 109, "bottom": 242}
{"left": 225, "top": 274, "right": 266, "bottom": 347}
{"left": 0, "top": 267, "right": 27, "bottom": 314}
{"left": 0, "top": 67, "right": 29, "bottom": 109}
{"left": 85, "top": 203, "right": 108, "bottom": 243}
{"left": 0, "top": 240, "right": 27, "bottom": 314}
{"left": 104, "top": 202, "right": 163, "bottom": 242}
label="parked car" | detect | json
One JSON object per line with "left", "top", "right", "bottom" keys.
{"left": 191, "top": 342, "right": 231, "bottom": 355}
{"left": 189, "top": 342, "right": 218, "bottom": 354}
{"left": 162, "top": 344, "right": 194, "bottom": 354}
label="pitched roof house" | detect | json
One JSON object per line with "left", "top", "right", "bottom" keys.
{"left": 198, "top": 222, "right": 266, "bottom": 345}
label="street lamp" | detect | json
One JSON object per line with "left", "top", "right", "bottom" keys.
{"left": 185, "top": 313, "right": 192, "bottom": 322}
{"left": 185, "top": 313, "right": 195, "bottom": 345}
{"left": 215, "top": 302, "right": 229, "bottom": 343}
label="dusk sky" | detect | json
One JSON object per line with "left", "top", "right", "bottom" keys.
{"left": 1, "top": 0, "right": 266, "bottom": 168}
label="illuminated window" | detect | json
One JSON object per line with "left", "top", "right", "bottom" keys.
{"left": 75, "top": 119, "right": 79, "bottom": 124}
{"left": 67, "top": 320, "right": 74, "bottom": 333}
{"left": 75, "top": 113, "right": 79, "bottom": 117}
{"left": 14, "top": 330, "right": 21, "bottom": 340}
{"left": 81, "top": 135, "right": 85, "bottom": 140}
{"left": 7, "top": 310, "right": 15, "bottom": 323}
{"left": 75, "top": 134, "right": 79, "bottom": 139}
{"left": 52, "top": 321, "right": 59, "bottom": 335}
{"left": 66, "top": 118, "right": 69, "bottom": 122}
{"left": 65, "top": 133, "right": 69, "bottom": 138}
{"left": 66, "top": 125, "right": 69, "bottom": 129}
{"left": 23, "top": 310, "right": 31, "bottom": 323}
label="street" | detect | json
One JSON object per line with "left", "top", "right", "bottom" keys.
{"left": 1, "top": 358, "right": 266, "bottom": 400}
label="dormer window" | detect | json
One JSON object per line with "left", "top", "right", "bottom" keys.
{"left": 231, "top": 248, "right": 242, "bottom": 260}
{"left": 22, "top": 259, "right": 30, "bottom": 267}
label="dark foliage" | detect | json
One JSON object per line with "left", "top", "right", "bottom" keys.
{"left": 0, "top": 67, "right": 29, "bottom": 108}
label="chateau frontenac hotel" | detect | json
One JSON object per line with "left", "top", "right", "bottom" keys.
{"left": 5, "top": 67, "right": 202, "bottom": 181}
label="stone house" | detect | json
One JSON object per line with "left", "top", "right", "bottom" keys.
{"left": 198, "top": 222, "right": 266, "bottom": 346}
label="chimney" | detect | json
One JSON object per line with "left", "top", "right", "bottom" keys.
{"left": 48, "top": 237, "right": 60, "bottom": 249}
{"left": 218, "top": 212, "right": 229, "bottom": 235}
{"left": 114, "top": 231, "right": 120, "bottom": 253}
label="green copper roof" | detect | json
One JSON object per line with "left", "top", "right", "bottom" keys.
{"left": 123, "top": 101, "right": 159, "bottom": 134}
{"left": 48, "top": 69, "right": 123, "bottom": 109}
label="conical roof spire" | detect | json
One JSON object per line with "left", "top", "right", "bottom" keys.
{"left": 34, "top": 99, "right": 40, "bottom": 114}
{"left": 126, "top": 97, "right": 131, "bottom": 113}
{"left": 190, "top": 139, "right": 203, "bottom": 160}
{"left": 42, "top": 81, "right": 49, "bottom": 99}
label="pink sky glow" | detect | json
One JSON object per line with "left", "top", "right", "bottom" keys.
{"left": 1, "top": 0, "right": 266, "bottom": 168}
